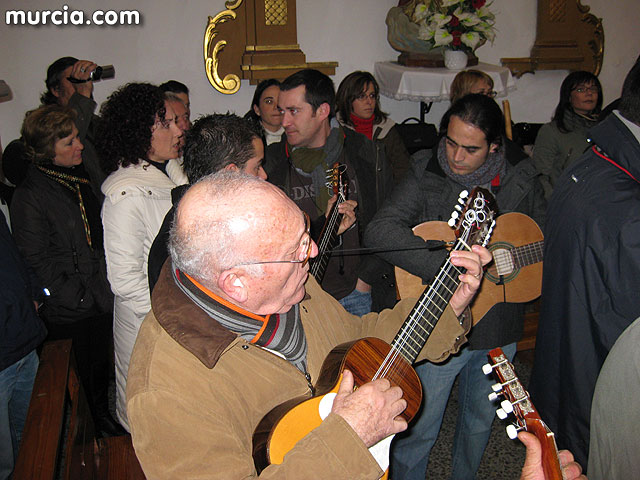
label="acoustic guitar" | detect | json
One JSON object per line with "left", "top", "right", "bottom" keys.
{"left": 395, "top": 212, "right": 543, "bottom": 325}
{"left": 484, "top": 347, "right": 563, "bottom": 480}
{"left": 253, "top": 188, "right": 498, "bottom": 478}
{"left": 309, "top": 163, "right": 347, "bottom": 283}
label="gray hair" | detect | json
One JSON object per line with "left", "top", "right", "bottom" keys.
{"left": 164, "top": 92, "right": 186, "bottom": 106}
{"left": 169, "top": 171, "right": 268, "bottom": 287}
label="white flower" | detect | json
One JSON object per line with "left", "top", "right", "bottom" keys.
{"left": 431, "top": 13, "right": 452, "bottom": 28}
{"left": 417, "top": 22, "right": 436, "bottom": 41}
{"left": 462, "top": 14, "right": 481, "bottom": 27}
{"left": 475, "top": 21, "right": 496, "bottom": 41}
{"left": 413, "top": 3, "right": 429, "bottom": 23}
{"left": 433, "top": 28, "right": 453, "bottom": 47}
{"left": 441, "top": 0, "right": 463, "bottom": 7}
{"left": 476, "top": 6, "right": 495, "bottom": 20}
{"left": 461, "top": 31, "right": 481, "bottom": 50}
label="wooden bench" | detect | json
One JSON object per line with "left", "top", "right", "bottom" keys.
{"left": 13, "top": 339, "right": 146, "bottom": 480}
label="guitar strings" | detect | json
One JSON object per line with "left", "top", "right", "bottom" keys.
{"left": 373, "top": 237, "right": 467, "bottom": 382}
{"left": 310, "top": 189, "right": 346, "bottom": 276}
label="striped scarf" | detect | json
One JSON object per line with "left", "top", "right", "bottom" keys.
{"left": 36, "top": 165, "right": 93, "bottom": 249}
{"left": 172, "top": 266, "right": 309, "bottom": 373}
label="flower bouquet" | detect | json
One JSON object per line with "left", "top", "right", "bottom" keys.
{"left": 386, "top": 0, "right": 496, "bottom": 67}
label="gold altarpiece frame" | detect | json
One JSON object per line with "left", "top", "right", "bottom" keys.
{"left": 204, "top": 0, "right": 338, "bottom": 94}
{"left": 501, "top": 0, "right": 604, "bottom": 78}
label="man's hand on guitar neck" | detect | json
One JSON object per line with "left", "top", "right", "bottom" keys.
{"left": 519, "top": 432, "right": 587, "bottom": 480}
{"left": 326, "top": 194, "right": 358, "bottom": 235}
{"left": 449, "top": 245, "right": 492, "bottom": 317}
{"left": 331, "top": 369, "right": 408, "bottom": 447}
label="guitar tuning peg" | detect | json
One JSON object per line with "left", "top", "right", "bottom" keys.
{"left": 450, "top": 211, "right": 459, "bottom": 221}
{"left": 454, "top": 204, "right": 463, "bottom": 212}
{"left": 491, "top": 383, "right": 503, "bottom": 393}
{"left": 459, "top": 189, "right": 469, "bottom": 199}
{"left": 500, "top": 400, "right": 514, "bottom": 414}
{"left": 447, "top": 218, "right": 457, "bottom": 227}
{"left": 496, "top": 408, "right": 508, "bottom": 420}
{"left": 488, "top": 392, "right": 500, "bottom": 402}
{"left": 506, "top": 424, "right": 524, "bottom": 440}
{"left": 482, "top": 363, "right": 493, "bottom": 375}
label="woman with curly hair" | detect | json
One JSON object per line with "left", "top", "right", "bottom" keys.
{"left": 336, "top": 71, "right": 410, "bottom": 184}
{"left": 533, "top": 71, "right": 603, "bottom": 199}
{"left": 96, "top": 82, "right": 187, "bottom": 430}
{"left": 10, "top": 104, "right": 122, "bottom": 436}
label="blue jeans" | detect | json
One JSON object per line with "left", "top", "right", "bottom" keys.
{"left": 0, "top": 350, "right": 39, "bottom": 480}
{"left": 339, "top": 288, "right": 372, "bottom": 317}
{"left": 391, "top": 343, "right": 517, "bottom": 480}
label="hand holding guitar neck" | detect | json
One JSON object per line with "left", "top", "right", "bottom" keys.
{"left": 327, "top": 195, "right": 357, "bottom": 235}
{"left": 449, "top": 245, "right": 492, "bottom": 317}
{"left": 331, "top": 369, "right": 408, "bottom": 447}
{"left": 484, "top": 348, "right": 586, "bottom": 480}
{"left": 519, "top": 431, "right": 587, "bottom": 480}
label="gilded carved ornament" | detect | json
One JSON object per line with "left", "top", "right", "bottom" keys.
{"left": 203, "top": 0, "right": 243, "bottom": 95}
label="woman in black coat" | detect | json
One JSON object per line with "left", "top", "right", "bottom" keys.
{"left": 10, "top": 105, "right": 122, "bottom": 436}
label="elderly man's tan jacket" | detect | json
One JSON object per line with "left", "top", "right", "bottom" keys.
{"left": 127, "top": 262, "right": 468, "bottom": 479}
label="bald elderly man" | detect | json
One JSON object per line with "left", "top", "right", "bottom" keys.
{"left": 126, "top": 171, "right": 500, "bottom": 478}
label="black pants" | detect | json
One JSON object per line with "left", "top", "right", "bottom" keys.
{"left": 43, "top": 312, "right": 113, "bottom": 419}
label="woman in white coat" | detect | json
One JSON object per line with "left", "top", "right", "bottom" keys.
{"left": 96, "top": 83, "right": 187, "bottom": 430}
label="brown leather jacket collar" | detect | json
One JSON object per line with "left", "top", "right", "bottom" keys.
{"left": 151, "top": 261, "right": 237, "bottom": 369}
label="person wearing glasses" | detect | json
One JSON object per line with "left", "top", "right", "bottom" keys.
{"left": 125, "top": 170, "right": 490, "bottom": 479}
{"left": 336, "top": 71, "right": 411, "bottom": 184}
{"left": 449, "top": 69, "right": 496, "bottom": 104}
{"left": 533, "top": 71, "right": 603, "bottom": 199}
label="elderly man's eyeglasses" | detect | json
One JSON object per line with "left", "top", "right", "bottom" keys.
{"left": 356, "top": 92, "right": 378, "bottom": 101}
{"left": 235, "top": 213, "right": 312, "bottom": 267}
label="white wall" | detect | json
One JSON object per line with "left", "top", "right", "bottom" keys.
{"left": 1, "top": 0, "right": 637, "bottom": 146}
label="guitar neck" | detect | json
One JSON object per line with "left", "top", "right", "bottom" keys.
{"left": 511, "top": 240, "right": 544, "bottom": 269}
{"left": 390, "top": 241, "right": 465, "bottom": 364}
{"left": 309, "top": 194, "right": 345, "bottom": 283}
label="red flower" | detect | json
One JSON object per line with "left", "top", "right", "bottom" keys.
{"left": 449, "top": 15, "right": 460, "bottom": 27}
{"left": 472, "top": 0, "right": 486, "bottom": 8}
{"left": 451, "top": 30, "right": 462, "bottom": 47}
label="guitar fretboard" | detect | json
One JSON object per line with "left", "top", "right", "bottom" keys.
{"left": 309, "top": 192, "right": 345, "bottom": 282}
{"left": 511, "top": 241, "right": 543, "bottom": 269}
{"left": 390, "top": 240, "right": 465, "bottom": 365}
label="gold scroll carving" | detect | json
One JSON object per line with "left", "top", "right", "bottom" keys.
{"left": 203, "top": 0, "right": 337, "bottom": 94}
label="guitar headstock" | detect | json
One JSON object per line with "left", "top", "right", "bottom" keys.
{"left": 326, "top": 162, "right": 348, "bottom": 199}
{"left": 447, "top": 187, "right": 498, "bottom": 248}
{"left": 483, "top": 348, "right": 563, "bottom": 480}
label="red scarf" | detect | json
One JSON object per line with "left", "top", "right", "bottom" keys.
{"left": 350, "top": 113, "right": 374, "bottom": 140}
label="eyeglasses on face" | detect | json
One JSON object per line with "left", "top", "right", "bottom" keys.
{"left": 474, "top": 89, "right": 497, "bottom": 98}
{"left": 573, "top": 86, "right": 599, "bottom": 94}
{"left": 355, "top": 92, "right": 378, "bottom": 102}
{"left": 234, "top": 212, "right": 312, "bottom": 267}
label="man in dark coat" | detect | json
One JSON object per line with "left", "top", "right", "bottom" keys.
{"left": 265, "top": 69, "right": 394, "bottom": 314}
{"left": 529, "top": 55, "right": 640, "bottom": 470}
{"left": 365, "top": 94, "right": 546, "bottom": 480}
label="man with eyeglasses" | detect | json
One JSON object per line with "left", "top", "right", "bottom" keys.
{"left": 265, "top": 69, "right": 395, "bottom": 316}
{"left": 125, "top": 170, "right": 490, "bottom": 479}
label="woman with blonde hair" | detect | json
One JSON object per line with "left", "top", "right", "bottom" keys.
{"left": 11, "top": 104, "right": 121, "bottom": 436}
{"left": 449, "top": 69, "right": 496, "bottom": 104}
